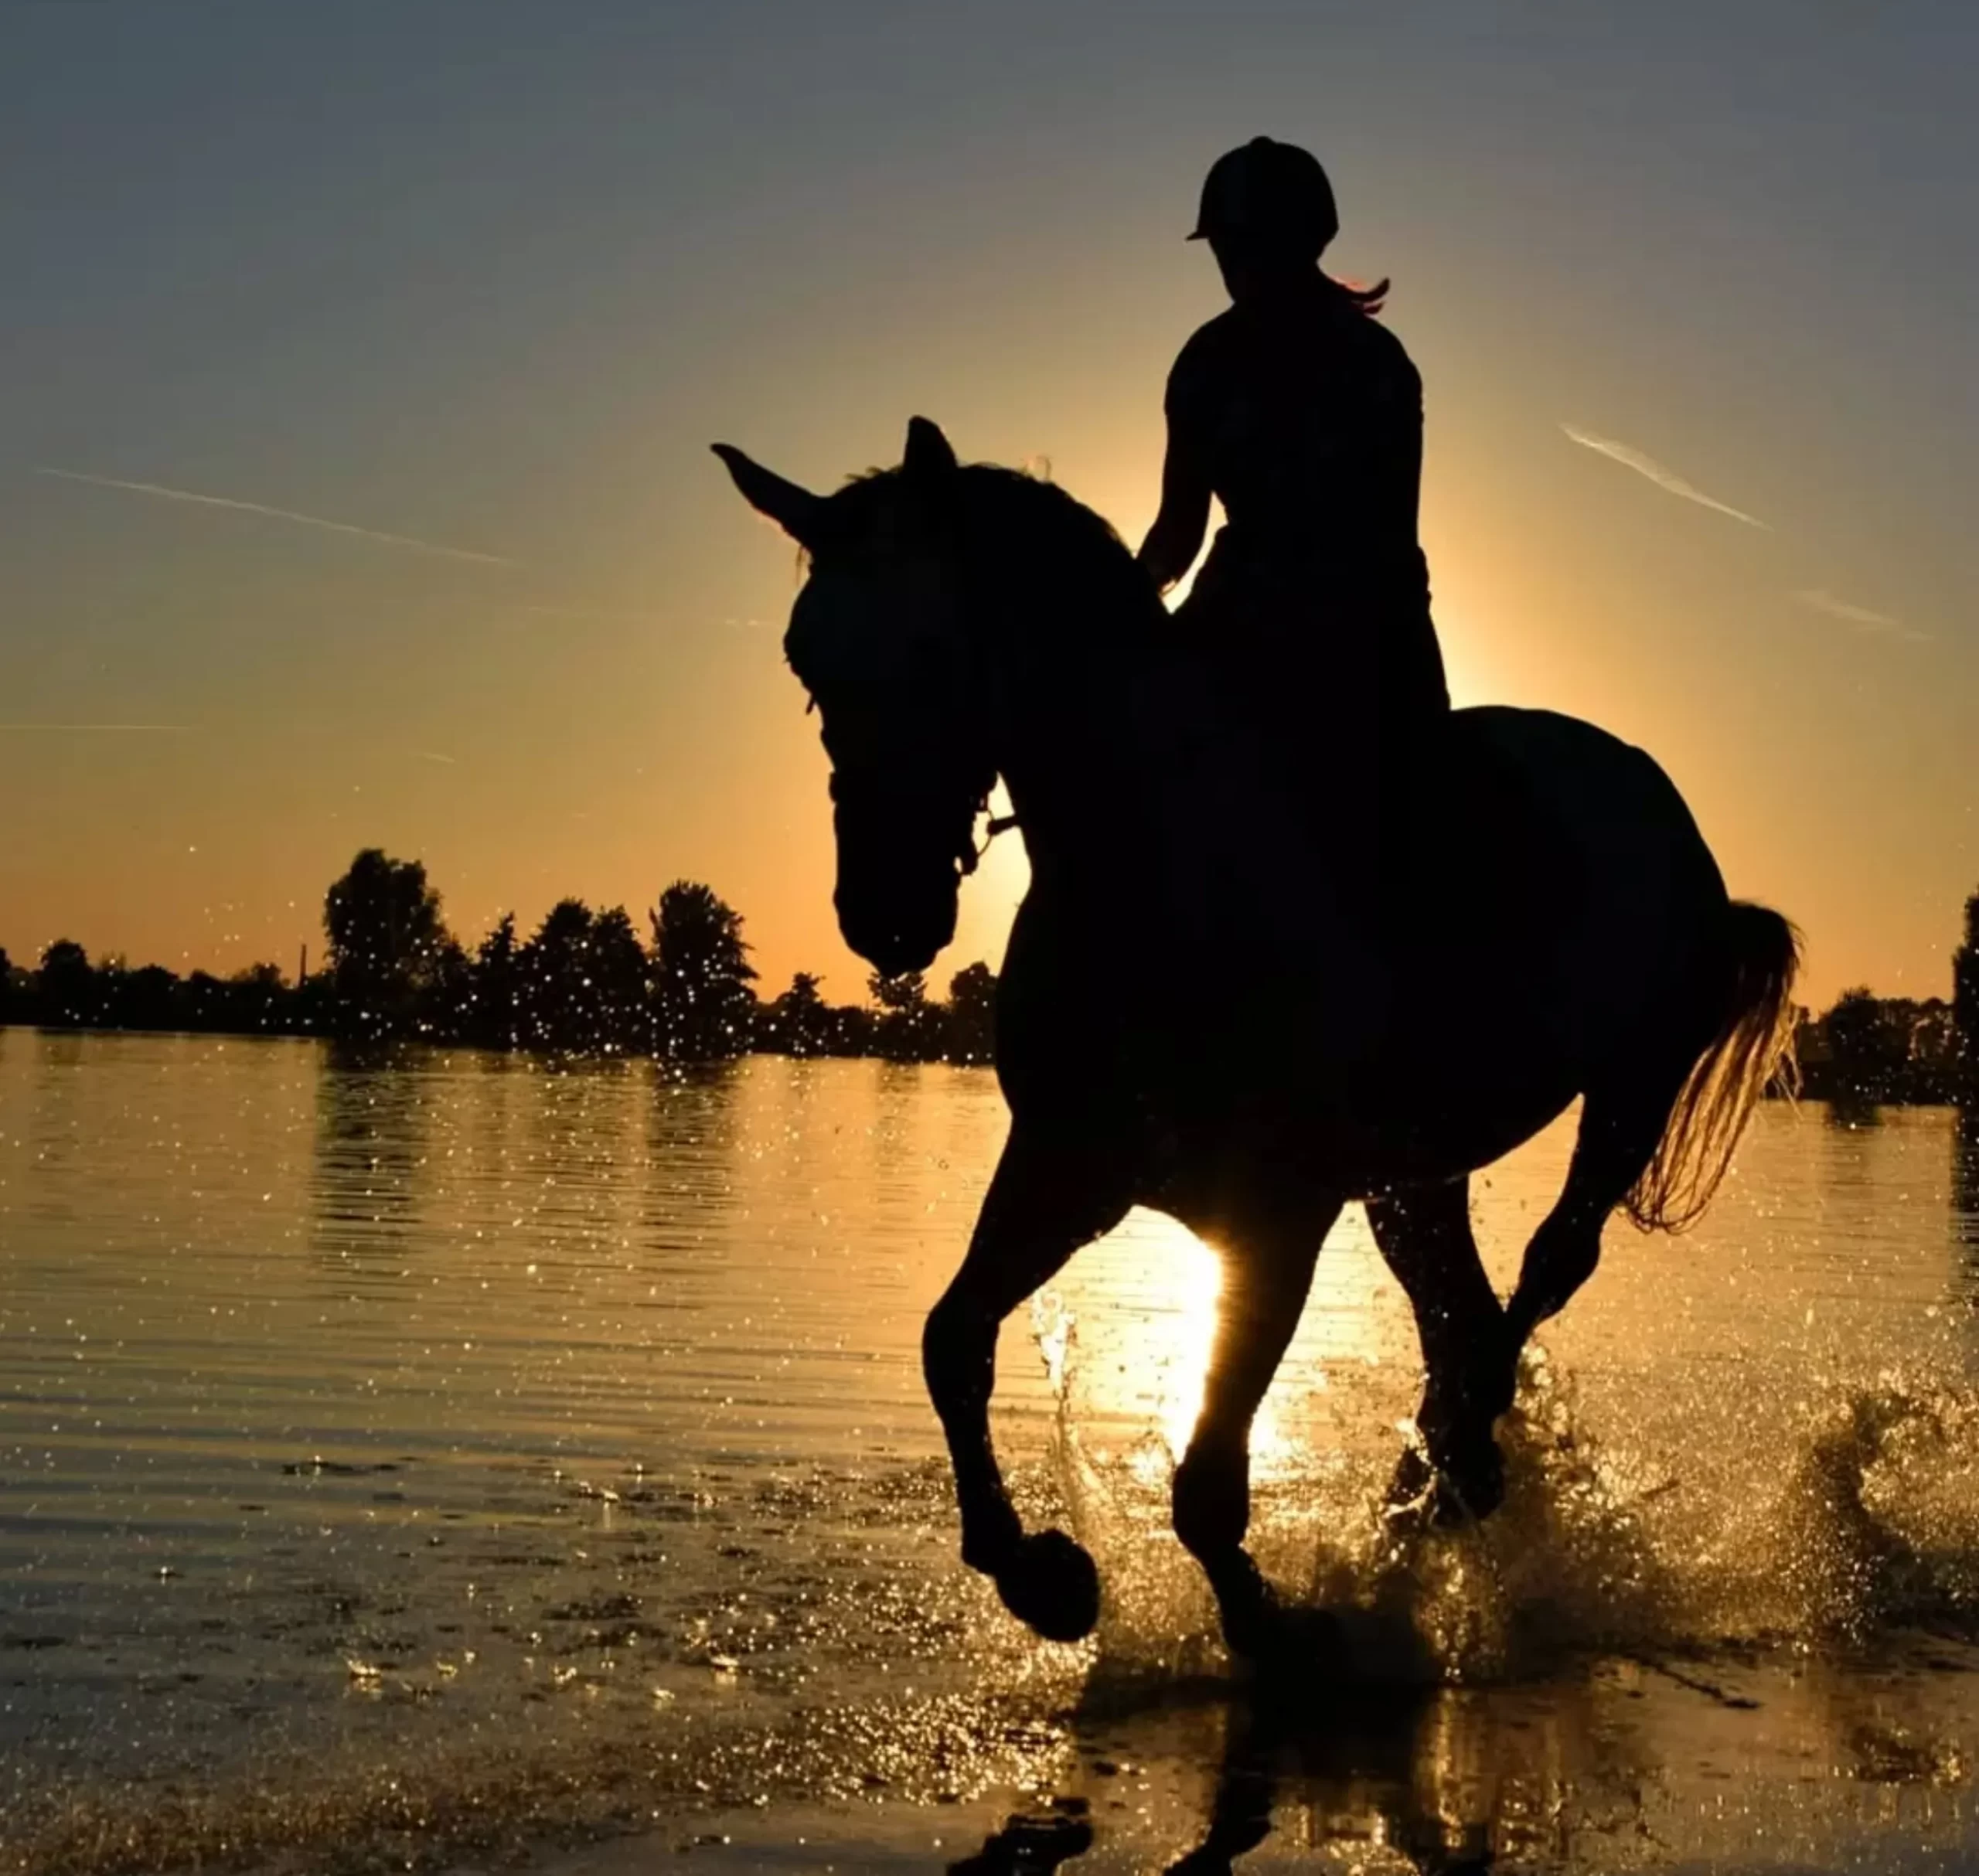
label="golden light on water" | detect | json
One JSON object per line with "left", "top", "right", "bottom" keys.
{"left": 1046, "top": 1197, "right": 1443, "bottom": 1511}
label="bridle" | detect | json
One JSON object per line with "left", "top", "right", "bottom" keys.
{"left": 964, "top": 802, "right": 1021, "bottom": 876}
{"left": 796, "top": 523, "right": 1020, "bottom": 884}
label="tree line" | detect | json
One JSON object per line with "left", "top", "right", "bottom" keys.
{"left": 1789, "top": 886, "right": 1979, "bottom": 1105}
{"left": 0, "top": 848, "right": 995, "bottom": 1067}
{"left": 5, "top": 858, "right": 1977, "bottom": 1098}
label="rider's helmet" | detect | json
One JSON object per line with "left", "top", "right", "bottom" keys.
{"left": 1188, "top": 136, "right": 1339, "bottom": 258}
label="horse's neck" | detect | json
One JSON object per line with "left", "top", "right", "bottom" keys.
{"left": 991, "top": 604, "right": 1351, "bottom": 937}
{"left": 994, "top": 627, "right": 1391, "bottom": 1082}
{"left": 990, "top": 610, "right": 1158, "bottom": 872}
{"left": 971, "top": 519, "right": 1361, "bottom": 987}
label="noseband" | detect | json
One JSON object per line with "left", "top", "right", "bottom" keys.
{"left": 826, "top": 761, "right": 1001, "bottom": 882}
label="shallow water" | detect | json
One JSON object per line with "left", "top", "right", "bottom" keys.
{"left": 2, "top": 1032, "right": 1978, "bottom": 1873}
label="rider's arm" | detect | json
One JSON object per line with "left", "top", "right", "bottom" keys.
{"left": 1382, "top": 341, "right": 1432, "bottom": 608}
{"left": 1138, "top": 428, "right": 1212, "bottom": 594}
{"left": 1137, "top": 349, "right": 1214, "bottom": 594}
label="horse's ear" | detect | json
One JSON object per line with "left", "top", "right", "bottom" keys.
{"left": 902, "top": 416, "right": 958, "bottom": 482}
{"left": 711, "top": 443, "right": 826, "bottom": 548}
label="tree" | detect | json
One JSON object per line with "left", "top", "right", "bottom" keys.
{"left": 945, "top": 961, "right": 997, "bottom": 1065}
{"left": 37, "top": 939, "right": 97, "bottom": 1027}
{"left": 1822, "top": 987, "right": 1909, "bottom": 1101}
{"left": 590, "top": 906, "right": 654, "bottom": 1055}
{"left": 1956, "top": 888, "right": 1979, "bottom": 1095}
{"left": 420, "top": 939, "right": 474, "bottom": 1044}
{"left": 512, "top": 901, "right": 652, "bottom": 1055}
{"left": 763, "top": 971, "right": 832, "bottom": 1056}
{"left": 323, "top": 849, "right": 449, "bottom": 1040}
{"left": 870, "top": 970, "right": 928, "bottom": 1013}
{"left": 107, "top": 962, "right": 182, "bottom": 1030}
{"left": 232, "top": 962, "right": 289, "bottom": 1032}
{"left": 652, "top": 881, "right": 758, "bottom": 1060}
{"left": 868, "top": 969, "right": 940, "bottom": 1062}
{"left": 0, "top": 947, "right": 12, "bottom": 1024}
{"left": 471, "top": 914, "right": 522, "bottom": 1050}
{"left": 518, "top": 898, "right": 600, "bottom": 1053}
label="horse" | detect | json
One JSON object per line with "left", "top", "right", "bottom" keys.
{"left": 714, "top": 416, "right": 1799, "bottom": 1661}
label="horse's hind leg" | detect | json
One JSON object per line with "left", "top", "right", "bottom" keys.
{"left": 1366, "top": 1180, "right": 1514, "bottom": 1517}
{"left": 1170, "top": 1171, "right": 1344, "bottom": 1658}
{"left": 924, "top": 1127, "right": 1128, "bottom": 1643}
{"left": 1504, "top": 1055, "right": 1696, "bottom": 1350}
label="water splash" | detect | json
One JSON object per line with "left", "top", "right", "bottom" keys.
{"left": 1029, "top": 1286, "right": 1075, "bottom": 1394}
{"left": 1027, "top": 1285, "right": 1225, "bottom": 1673}
{"left": 1032, "top": 1309, "right": 1979, "bottom": 1686}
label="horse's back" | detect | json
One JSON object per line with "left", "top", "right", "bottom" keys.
{"left": 992, "top": 693, "right": 1736, "bottom": 1177}
{"left": 1449, "top": 703, "right": 1724, "bottom": 920}
{"left": 1433, "top": 703, "right": 1729, "bottom": 1055}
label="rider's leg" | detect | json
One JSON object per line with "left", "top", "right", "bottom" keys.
{"left": 1170, "top": 1170, "right": 1344, "bottom": 1656}
{"left": 1374, "top": 664, "right": 1453, "bottom": 935}
{"left": 924, "top": 1127, "right": 1129, "bottom": 1640}
{"left": 1366, "top": 1180, "right": 1514, "bottom": 1516}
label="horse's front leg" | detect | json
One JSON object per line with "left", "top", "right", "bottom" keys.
{"left": 1170, "top": 1175, "right": 1343, "bottom": 1660}
{"left": 924, "top": 1128, "right": 1128, "bottom": 1643}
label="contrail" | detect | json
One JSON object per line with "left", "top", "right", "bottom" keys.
{"left": 1793, "top": 588, "right": 1930, "bottom": 643}
{"left": 0, "top": 721, "right": 196, "bottom": 731}
{"left": 34, "top": 466, "right": 519, "bottom": 567}
{"left": 520, "top": 603, "right": 660, "bottom": 625}
{"left": 522, "top": 602, "right": 769, "bottom": 633}
{"left": 1559, "top": 425, "right": 1770, "bottom": 530}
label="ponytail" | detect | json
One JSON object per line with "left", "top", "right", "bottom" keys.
{"left": 1327, "top": 271, "right": 1391, "bottom": 316}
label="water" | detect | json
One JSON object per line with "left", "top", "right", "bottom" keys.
{"left": 2, "top": 1031, "right": 1978, "bottom": 1874}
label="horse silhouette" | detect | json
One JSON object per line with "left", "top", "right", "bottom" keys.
{"left": 716, "top": 417, "right": 1798, "bottom": 1661}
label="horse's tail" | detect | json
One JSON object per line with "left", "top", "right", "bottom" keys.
{"left": 1626, "top": 901, "right": 1802, "bottom": 1234}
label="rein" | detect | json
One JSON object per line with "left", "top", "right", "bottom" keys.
{"left": 962, "top": 800, "right": 1020, "bottom": 876}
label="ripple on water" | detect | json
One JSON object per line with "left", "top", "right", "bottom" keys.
{"left": 4, "top": 1037, "right": 1979, "bottom": 1871}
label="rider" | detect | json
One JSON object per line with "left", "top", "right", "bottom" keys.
{"left": 1138, "top": 136, "right": 1448, "bottom": 890}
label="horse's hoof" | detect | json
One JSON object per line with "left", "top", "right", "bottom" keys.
{"left": 994, "top": 1528, "right": 1100, "bottom": 1643}
{"left": 1387, "top": 1432, "right": 1505, "bottom": 1528}
{"left": 1437, "top": 1430, "right": 1507, "bottom": 1523}
{"left": 1385, "top": 1443, "right": 1438, "bottom": 1520}
{"left": 1232, "top": 1597, "right": 1347, "bottom": 1681}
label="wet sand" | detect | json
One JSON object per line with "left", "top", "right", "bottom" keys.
{"left": 506, "top": 1637, "right": 1979, "bottom": 1874}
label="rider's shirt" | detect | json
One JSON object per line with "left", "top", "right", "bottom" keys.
{"left": 1166, "top": 282, "right": 1431, "bottom": 615}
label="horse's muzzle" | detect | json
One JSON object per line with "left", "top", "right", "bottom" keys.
{"left": 831, "top": 780, "right": 969, "bottom": 977}
{"left": 835, "top": 856, "right": 959, "bottom": 977}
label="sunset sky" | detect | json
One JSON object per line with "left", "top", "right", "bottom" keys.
{"left": 5, "top": 4, "right": 1974, "bottom": 1009}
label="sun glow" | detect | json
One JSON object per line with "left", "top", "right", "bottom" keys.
{"left": 1156, "top": 1225, "right": 1223, "bottom": 1459}
{"left": 1075, "top": 1209, "right": 1296, "bottom": 1476}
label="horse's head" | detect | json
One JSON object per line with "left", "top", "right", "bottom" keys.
{"left": 714, "top": 417, "right": 996, "bottom": 978}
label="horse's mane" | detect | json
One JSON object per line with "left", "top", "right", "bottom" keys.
{"left": 833, "top": 462, "right": 1169, "bottom": 642}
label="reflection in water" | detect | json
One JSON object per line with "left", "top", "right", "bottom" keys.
{"left": 1160, "top": 1680, "right": 1554, "bottom": 1875}
{"left": 934, "top": 1635, "right": 1979, "bottom": 1875}
{"left": 1957, "top": 1106, "right": 1979, "bottom": 1266}
{"left": 312, "top": 1040, "right": 437, "bottom": 1277}
{"left": 10, "top": 1037, "right": 1979, "bottom": 1873}
{"left": 1827, "top": 1091, "right": 1885, "bottom": 1130}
